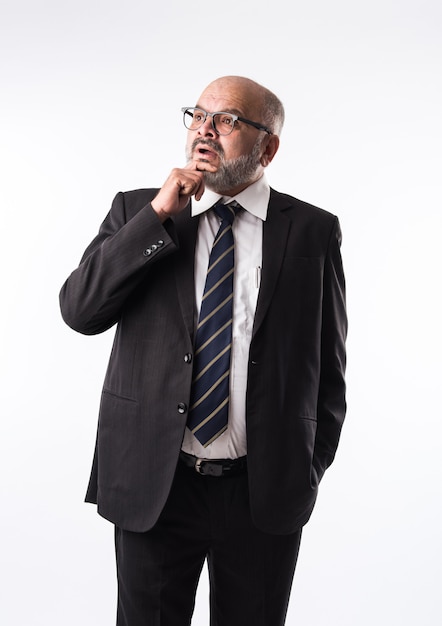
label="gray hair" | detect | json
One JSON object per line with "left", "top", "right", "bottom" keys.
{"left": 261, "top": 87, "right": 285, "bottom": 136}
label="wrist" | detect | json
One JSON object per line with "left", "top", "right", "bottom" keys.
{"left": 151, "top": 201, "right": 171, "bottom": 223}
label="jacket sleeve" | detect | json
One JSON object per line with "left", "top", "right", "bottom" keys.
{"left": 313, "top": 217, "right": 347, "bottom": 482}
{"left": 59, "top": 191, "right": 178, "bottom": 335}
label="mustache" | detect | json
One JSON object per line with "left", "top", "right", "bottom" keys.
{"left": 191, "top": 138, "right": 224, "bottom": 158}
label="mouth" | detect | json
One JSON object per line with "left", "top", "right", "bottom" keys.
{"left": 196, "top": 147, "right": 217, "bottom": 161}
{"left": 192, "top": 141, "right": 221, "bottom": 162}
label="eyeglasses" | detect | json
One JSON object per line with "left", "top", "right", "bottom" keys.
{"left": 181, "top": 107, "right": 272, "bottom": 136}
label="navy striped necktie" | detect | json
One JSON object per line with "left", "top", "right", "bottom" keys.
{"left": 187, "top": 202, "right": 241, "bottom": 447}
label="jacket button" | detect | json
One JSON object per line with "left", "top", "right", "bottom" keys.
{"left": 143, "top": 248, "right": 152, "bottom": 256}
{"left": 177, "top": 403, "right": 187, "bottom": 414}
{"left": 184, "top": 353, "right": 192, "bottom": 363}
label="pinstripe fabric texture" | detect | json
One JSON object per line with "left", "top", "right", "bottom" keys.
{"left": 187, "top": 202, "right": 241, "bottom": 447}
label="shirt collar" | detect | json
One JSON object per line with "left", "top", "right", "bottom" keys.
{"left": 191, "top": 174, "right": 270, "bottom": 221}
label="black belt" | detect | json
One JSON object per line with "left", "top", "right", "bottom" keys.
{"left": 179, "top": 451, "right": 247, "bottom": 477}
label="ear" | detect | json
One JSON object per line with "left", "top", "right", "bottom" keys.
{"left": 260, "top": 134, "right": 280, "bottom": 167}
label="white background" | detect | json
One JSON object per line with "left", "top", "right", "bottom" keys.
{"left": 1, "top": 0, "right": 441, "bottom": 624}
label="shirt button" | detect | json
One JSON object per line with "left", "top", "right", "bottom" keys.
{"left": 184, "top": 353, "right": 192, "bottom": 364}
{"left": 177, "top": 403, "right": 187, "bottom": 414}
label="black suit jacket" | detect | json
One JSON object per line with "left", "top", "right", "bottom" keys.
{"left": 60, "top": 187, "right": 347, "bottom": 535}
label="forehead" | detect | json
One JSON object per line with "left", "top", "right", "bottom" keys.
{"left": 197, "top": 80, "right": 261, "bottom": 118}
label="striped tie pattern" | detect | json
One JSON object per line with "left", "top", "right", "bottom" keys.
{"left": 187, "top": 202, "right": 240, "bottom": 447}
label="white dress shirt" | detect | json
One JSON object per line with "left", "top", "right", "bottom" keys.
{"left": 181, "top": 175, "right": 270, "bottom": 459}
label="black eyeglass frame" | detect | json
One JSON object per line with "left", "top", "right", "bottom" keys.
{"left": 181, "top": 107, "right": 273, "bottom": 136}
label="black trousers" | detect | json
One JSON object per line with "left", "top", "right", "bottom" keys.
{"left": 115, "top": 460, "right": 302, "bottom": 626}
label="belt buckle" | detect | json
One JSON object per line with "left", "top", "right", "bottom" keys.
{"left": 194, "top": 458, "right": 205, "bottom": 474}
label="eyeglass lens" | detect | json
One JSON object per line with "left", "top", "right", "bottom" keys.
{"left": 183, "top": 108, "right": 236, "bottom": 136}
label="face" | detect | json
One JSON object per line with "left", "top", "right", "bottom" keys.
{"left": 185, "top": 78, "right": 278, "bottom": 195}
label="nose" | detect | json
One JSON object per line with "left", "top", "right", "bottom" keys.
{"left": 198, "top": 114, "right": 216, "bottom": 138}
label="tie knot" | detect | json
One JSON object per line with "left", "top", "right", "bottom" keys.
{"left": 213, "top": 202, "right": 241, "bottom": 225}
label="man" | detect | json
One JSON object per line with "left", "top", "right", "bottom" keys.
{"left": 60, "top": 75, "right": 347, "bottom": 626}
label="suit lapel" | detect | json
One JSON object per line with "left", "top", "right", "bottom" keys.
{"left": 173, "top": 205, "right": 199, "bottom": 341}
{"left": 252, "top": 189, "right": 293, "bottom": 339}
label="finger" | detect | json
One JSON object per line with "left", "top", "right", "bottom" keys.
{"left": 194, "top": 178, "right": 205, "bottom": 201}
{"left": 178, "top": 174, "right": 203, "bottom": 198}
{"left": 185, "top": 159, "right": 217, "bottom": 173}
{"left": 181, "top": 171, "right": 205, "bottom": 201}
